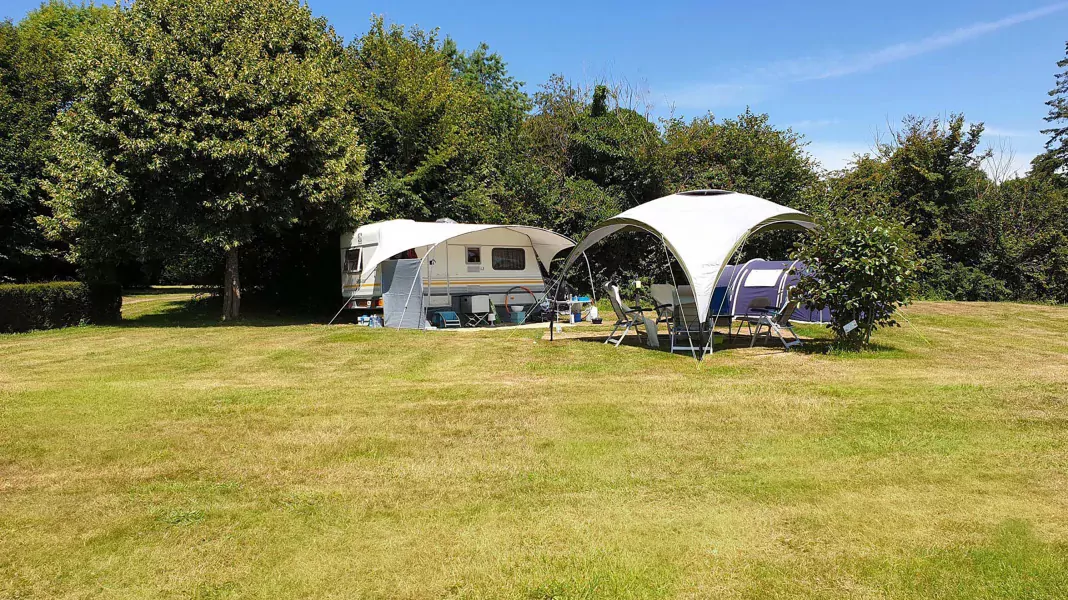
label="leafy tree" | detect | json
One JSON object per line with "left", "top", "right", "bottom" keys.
{"left": 0, "top": 1, "right": 107, "bottom": 282}
{"left": 793, "top": 213, "right": 920, "bottom": 350}
{"left": 661, "top": 109, "right": 818, "bottom": 207}
{"left": 444, "top": 39, "right": 531, "bottom": 138}
{"left": 879, "top": 116, "right": 988, "bottom": 263}
{"left": 348, "top": 17, "right": 517, "bottom": 224}
{"left": 517, "top": 76, "right": 663, "bottom": 233}
{"left": 41, "top": 0, "right": 365, "bottom": 319}
{"left": 829, "top": 115, "right": 998, "bottom": 300}
{"left": 968, "top": 176, "right": 1068, "bottom": 303}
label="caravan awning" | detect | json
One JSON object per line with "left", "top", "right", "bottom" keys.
{"left": 356, "top": 220, "right": 575, "bottom": 282}
{"left": 557, "top": 190, "right": 816, "bottom": 322}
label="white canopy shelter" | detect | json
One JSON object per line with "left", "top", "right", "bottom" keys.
{"left": 357, "top": 220, "right": 575, "bottom": 284}
{"left": 557, "top": 190, "right": 816, "bottom": 323}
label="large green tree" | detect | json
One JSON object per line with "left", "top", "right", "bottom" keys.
{"left": 0, "top": 1, "right": 107, "bottom": 282}
{"left": 42, "top": 0, "right": 365, "bottom": 319}
{"left": 347, "top": 17, "right": 523, "bottom": 224}
{"left": 661, "top": 109, "right": 818, "bottom": 208}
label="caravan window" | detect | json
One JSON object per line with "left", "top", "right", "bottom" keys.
{"left": 466, "top": 247, "right": 481, "bottom": 264}
{"left": 492, "top": 247, "right": 525, "bottom": 271}
{"left": 344, "top": 249, "right": 361, "bottom": 273}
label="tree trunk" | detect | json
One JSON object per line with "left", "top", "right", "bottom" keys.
{"left": 222, "top": 246, "right": 241, "bottom": 321}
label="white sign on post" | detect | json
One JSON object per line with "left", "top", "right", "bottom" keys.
{"left": 843, "top": 320, "right": 858, "bottom": 333}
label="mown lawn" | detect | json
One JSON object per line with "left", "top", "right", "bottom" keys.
{"left": 1, "top": 295, "right": 1067, "bottom": 599}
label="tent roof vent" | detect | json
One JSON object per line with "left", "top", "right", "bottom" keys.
{"left": 678, "top": 189, "right": 732, "bottom": 197}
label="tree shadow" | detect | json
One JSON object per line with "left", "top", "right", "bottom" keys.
{"left": 119, "top": 295, "right": 336, "bottom": 328}
{"left": 122, "top": 285, "right": 210, "bottom": 296}
{"left": 547, "top": 326, "right": 902, "bottom": 357}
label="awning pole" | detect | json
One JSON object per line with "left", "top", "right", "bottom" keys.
{"left": 702, "top": 236, "right": 747, "bottom": 360}
{"left": 397, "top": 243, "right": 439, "bottom": 329}
{"left": 327, "top": 296, "right": 350, "bottom": 326}
{"left": 662, "top": 234, "right": 697, "bottom": 362}
{"left": 582, "top": 252, "right": 596, "bottom": 302}
{"left": 423, "top": 247, "right": 432, "bottom": 331}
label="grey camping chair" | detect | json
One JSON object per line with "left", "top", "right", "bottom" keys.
{"left": 750, "top": 299, "right": 803, "bottom": 349}
{"left": 733, "top": 296, "right": 772, "bottom": 337}
{"left": 648, "top": 284, "right": 678, "bottom": 329}
{"left": 604, "top": 283, "right": 651, "bottom": 347}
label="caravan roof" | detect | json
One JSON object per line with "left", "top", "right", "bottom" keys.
{"left": 345, "top": 219, "right": 576, "bottom": 282}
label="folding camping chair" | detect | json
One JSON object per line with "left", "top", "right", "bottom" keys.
{"left": 431, "top": 310, "right": 462, "bottom": 329}
{"left": 604, "top": 283, "right": 653, "bottom": 347}
{"left": 733, "top": 296, "right": 773, "bottom": 337}
{"left": 649, "top": 284, "right": 678, "bottom": 329}
{"left": 750, "top": 299, "right": 803, "bottom": 349}
{"left": 650, "top": 284, "right": 706, "bottom": 354}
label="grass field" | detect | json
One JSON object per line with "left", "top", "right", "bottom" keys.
{"left": 2, "top": 294, "right": 1068, "bottom": 599}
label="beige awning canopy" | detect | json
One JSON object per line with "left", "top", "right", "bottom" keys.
{"left": 351, "top": 219, "right": 576, "bottom": 282}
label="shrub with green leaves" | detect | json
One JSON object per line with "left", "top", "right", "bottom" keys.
{"left": 793, "top": 214, "right": 920, "bottom": 349}
{"left": 0, "top": 281, "right": 120, "bottom": 333}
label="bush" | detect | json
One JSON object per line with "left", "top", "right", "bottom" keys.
{"left": 0, "top": 282, "right": 121, "bottom": 333}
{"left": 793, "top": 213, "right": 920, "bottom": 350}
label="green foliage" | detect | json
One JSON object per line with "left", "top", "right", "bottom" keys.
{"left": 661, "top": 109, "right": 818, "bottom": 205}
{"left": 0, "top": 1, "right": 108, "bottom": 282}
{"left": 793, "top": 213, "right": 920, "bottom": 349}
{"left": 0, "top": 280, "right": 120, "bottom": 332}
{"left": 41, "top": 0, "right": 365, "bottom": 317}
{"left": 0, "top": 6, "right": 1060, "bottom": 311}
{"left": 516, "top": 76, "right": 663, "bottom": 233}
{"left": 821, "top": 113, "right": 1068, "bottom": 304}
{"left": 348, "top": 17, "right": 515, "bottom": 223}
{"left": 880, "top": 115, "right": 988, "bottom": 261}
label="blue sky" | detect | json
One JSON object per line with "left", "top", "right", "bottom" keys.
{"left": 7, "top": 0, "right": 1067, "bottom": 175}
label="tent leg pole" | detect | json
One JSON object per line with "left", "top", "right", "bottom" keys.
{"left": 661, "top": 233, "right": 696, "bottom": 362}
{"left": 582, "top": 252, "right": 596, "bottom": 302}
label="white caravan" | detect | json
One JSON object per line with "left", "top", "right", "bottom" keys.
{"left": 340, "top": 219, "right": 575, "bottom": 312}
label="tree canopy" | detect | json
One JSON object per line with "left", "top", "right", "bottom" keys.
{"left": 0, "top": 1, "right": 1065, "bottom": 313}
{"left": 40, "top": 0, "right": 365, "bottom": 318}
{"left": 0, "top": 1, "right": 108, "bottom": 282}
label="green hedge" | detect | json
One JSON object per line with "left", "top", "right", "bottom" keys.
{"left": 0, "top": 282, "right": 122, "bottom": 333}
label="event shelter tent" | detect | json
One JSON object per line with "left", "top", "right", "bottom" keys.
{"left": 557, "top": 190, "right": 817, "bottom": 324}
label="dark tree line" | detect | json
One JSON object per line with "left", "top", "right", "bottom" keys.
{"left": 2, "top": 0, "right": 1067, "bottom": 317}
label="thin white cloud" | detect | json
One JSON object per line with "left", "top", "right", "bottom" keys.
{"left": 801, "top": 3, "right": 1068, "bottom": 81}
{"left": 788, "top": 118, "right": 840, "bottom": 130}
{"left": 662, "top": 3, "right": 1068, "bottom": 110}
{"left": 981, "top": 125, "right": 1045, "bottom": 140}
{"left": 661, "top": 83, "right": 769, "bottom": 111}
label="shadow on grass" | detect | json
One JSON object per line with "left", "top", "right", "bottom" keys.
{"left": 560, "top": 328, "right": 786, "bottom": 355}
{"left": 119, "top": 295, "right": 339, "bottom": 329}
{"left": 792, "top": 338, "right": 904, "bottom": 357}
{"left": 122, "top": 285, "right": 213, "bottom": 296}
{"left": 555, "top": 327, "right": 903, "bottom": 358}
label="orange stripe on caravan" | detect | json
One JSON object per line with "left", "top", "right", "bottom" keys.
{"left": 343, "top": 280, "right": 543, "bottom": 290}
